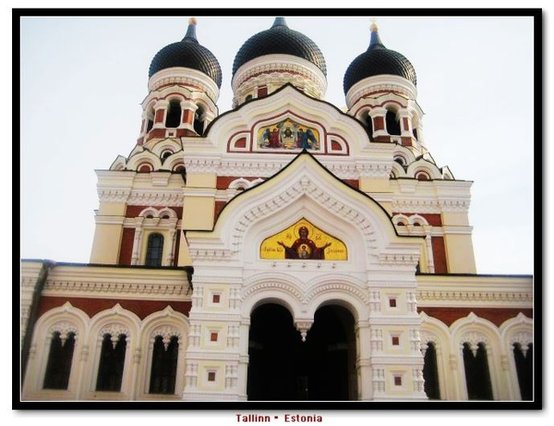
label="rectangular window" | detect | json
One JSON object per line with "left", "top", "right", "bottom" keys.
{"left": 257, "top": 86, "right": 268, "bottom": 97}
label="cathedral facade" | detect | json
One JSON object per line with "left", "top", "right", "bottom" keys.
{"left": 20, "top": 17, "right": 533, "bottom": 403}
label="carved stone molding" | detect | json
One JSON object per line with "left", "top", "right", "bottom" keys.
{"left": 230, "top": 173, "right": 378, "bottom": 258}
{"left": 150, "top": 325, "right": 183, "bottom": 349}
{"left": 97, "top": 188, "right": 131, "bottom": 203}
{"left": 417, "top": 289, "right": 532, "bottom": 305}
{"left": 460, "top": 331, "right": 488, "bottom": 356}
{"left": 127, "top": 190, "right": 184, "bottom": 207}
{"left": 43, "top": 280, "right": 188, "bottom": 298}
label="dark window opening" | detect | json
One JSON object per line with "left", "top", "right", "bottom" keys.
{"left": 413, "top": 127, "right": 418, "bottom": 140}
{"left": 513, "top": 343, "right": 533, "bottom": 400}
{"left": 423, "top": 342, "right": 441, "bottom": 399}
{"left": 365, "top": 114, "right": 374, "bottom": 141}
{"left": 389, "top": 298, "right": 397, "bottom": 308}
{"left": 165, "top": 101, "right": 181, "bottom": 128}
{"left": 245, "top": 94, "right": 253, "bottom": 102}
{"left": 161, "top": 150, "right": 173, "bottom": 161}
{"left": 394, "top": 376, "right": 402, "bottom": 386}
{"left": 193, "top": 106, "right": 205, "bottom": 135}
{"left": 146, "top": 119, "right": 154, "bottom": 132}
{"left": 394, "top": 156, "right": 406, "bottom": 166}
{"left": 43, "top": 332, "right": 76, "bottom": 390}
{"left": 257, "top": 86, "right": 268, "bottom": 97}
{"left": 149, "top": 335, "right": 178, "bottom": 394}
{"left": 145, "top": 233, "right": 164, "bottom": 267}
{"left": 96, "top": 333, "right": 127, "bottom": 392}
{"left": 463, "top": 342, "right": 493, "bottom": 400}
{"left": 386, "top": 109, "right": 401, "bottom": 136}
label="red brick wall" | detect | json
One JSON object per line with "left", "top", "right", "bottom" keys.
{"left": 214, "top": 201, "right": 227, "bottom": 222}
{"left": 432, "top": 236, "right": 448, "bottom": 273}
{"left": 37, "top": 296, "right": 192, "bottom": 320}
{"left": 374, "top": 116, "right": 385, "bottom": 130}
{"left": 343, "top": 179, "right": 359, "bottom": 189}
{"left": 118, "top": 228, "right": 135, "bottom": 265}
{"left": 418, "top": 307, "right": 533, "bottom": 327}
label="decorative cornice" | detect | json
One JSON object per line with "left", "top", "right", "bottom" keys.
{"left": 417, "top": 289, "right": 532, "bottom": 306}
{"left": 97, "top": 188, "right": 132, "bottom": 203}
{"left": 391, "top": 198, "right": 471, "bottom": 214}
{"left": 378, "top": 253, "right": 420, "bottom": 266}
{"left": 43, "top": 279, "right": 190, "bottom": 300}
{"left": 127, "top": 190, "right": 184, "bottom": 207}
{"left": 184, "top": 157, "right": 391, "bottom": 180}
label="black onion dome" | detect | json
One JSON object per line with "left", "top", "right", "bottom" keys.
{"left": 233, "top": 17, "right": 327, "bottom": 76}
{"left": 343, "top": 23, "right": 417, "bottom": 94}
{"left": 149, "top": 18, "right": 222, "bottom": 88}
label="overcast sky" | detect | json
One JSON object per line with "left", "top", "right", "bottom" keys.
{"left": 19, "top": 13, "right": 534, "bottom": 274}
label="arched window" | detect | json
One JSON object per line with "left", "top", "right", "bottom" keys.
{"left": 96, "top": 333, "right": 127, "bottom": 392}
{"left": 165, "top": 101, "right": 181, "bottom": 128}
{"left": 160, "top": 149, "right": 173, "bottom": 162}
{"left": 43, "top": 331, "right": 76, "bottom": 390}
{"left": 386, "top": 109, "right": 401, "bottom": 136}
{"left": 394, "top": 155, "right": 406, "bottom": 167}
{"left": 145, "top": 233, "right": 164, "bottom": 267}
{"left": 193, "top": 105, "right": 205, "bottom": 135}
{"left": 365, "top": 113, "right": 374, "bottom": 141}
{"left": 245, "top": 94, "right": 253, "bottom": 102}
{"left": 513, "top": 343, "right": 533, "bottom": 400}
{"left": 462, "top": 342, "right": 493, "bottom": 400}
{"left": 423, "top": 342, "right": 441, "bottom": 399}
{"left": 149, "top": 335, "right": 179, "bottom": 394}
{"left": 146, "top": 107, "right": 155, "bottom": 133}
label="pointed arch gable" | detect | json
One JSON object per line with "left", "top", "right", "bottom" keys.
{"left": 203, "top": 84, "right": 372, "bottom": 156}
{"left": 186, "top": 152, "right": 425, "bottom": 269}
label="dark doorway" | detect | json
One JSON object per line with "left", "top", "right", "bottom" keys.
{"left": 247, "top": 303, "right": 357, "bottom": 401}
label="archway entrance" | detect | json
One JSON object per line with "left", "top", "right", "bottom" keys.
{"left": 247, "top": 303, "right": 357, "bottom": 400}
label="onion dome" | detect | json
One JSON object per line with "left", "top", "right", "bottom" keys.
{"left": 149, "top": 18, "right": 222, "bottom": 88}
{"left": 233, "top": 17, "right": 327, "bottom": 76}
{"left": 343, "top": 22, "right": 417, "bottom": 94}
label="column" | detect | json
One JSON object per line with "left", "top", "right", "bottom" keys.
{"left": 369, "top": 107, "right": 388, "bottom": 138}
{"left": 153, "top": 100, "right": 169, "bottom": 128}
{"left": 130, "top": 219, "right": 144, "bottom": 266}
{"left": 180, "top": 100, "right": 198, "bottom": 131}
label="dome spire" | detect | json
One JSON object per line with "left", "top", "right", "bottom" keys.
{"left": 272, "top": 17, "right": 288, "bottom": 27}
{"left": 368, "top": 19, "right": 385, "bottom": 50}
{"left": 183, "top": 17, "right": 199, "bottom": 43}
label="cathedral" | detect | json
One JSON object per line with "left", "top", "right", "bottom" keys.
{"left": 20, "top": 16, "right": 534, "bottom": 403}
